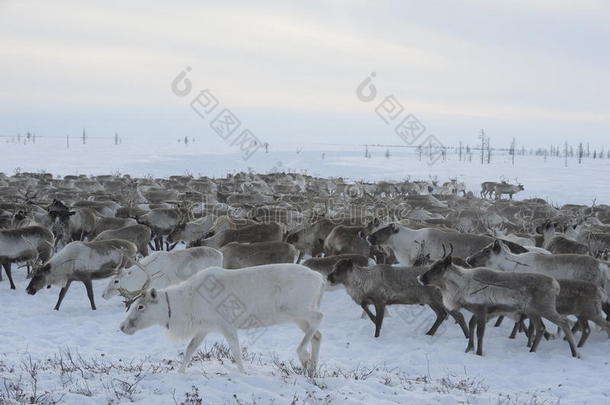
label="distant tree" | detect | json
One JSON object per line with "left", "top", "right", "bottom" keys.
{"left": 479, "top": 129, "right": 486, "bottom": 164}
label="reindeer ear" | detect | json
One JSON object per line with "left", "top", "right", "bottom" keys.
{"left": 390, "top": 223, "right": 399, "bottom": 233}
{"left": 150, "top": 288, "right": 157, "bottom": 299}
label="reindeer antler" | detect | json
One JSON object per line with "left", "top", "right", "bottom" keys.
{"left": 20, "top": 236, "right": 42, "bottom": 268}
{"left": 117, "top": 255, "right": 165, "bottom": 310}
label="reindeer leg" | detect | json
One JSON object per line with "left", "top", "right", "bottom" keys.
{"left": 449, "top": 310, "right": 470, "bottom": 339}
{"left": 601, "top": 301, "right": 610, "bottom": 321}
{"left": 373, "top": 302, "right": 385, "bottom": 338}
{"left": 576, "top": 317, "right": 590, "bottom": 348}
{"left": 179, "top": 332, "right": 207, "bottom": 373}
{"left": 475, "top": 310, "right": 486, "bottom": 356}
{"left": 530, "top": 316, "right": 545, "bottom": 352}
{"left": 220, "top": 326, "right": 245, "bottom": 373}
{"left": 509, "top": 320, "right": 520, "bottom": 339}
{"left": 589, "top": 314, "right": 610, "bottom": 340}
{"left": 54, "top": 280, "right": 73, "bottom": 310}
{"left": 2, "top": 263, "right": 15, "bottom": 290}
{"left": 425, "top": 304, "right": 447, "bottom": 336}
{"left": 546, "top": 312, "right": 580, "bottom": 358}
{"left": 83, "top": 279, "right": 96, "bottom": 310}
{"left": 526, "top": 319, "right": 536, "bottom": 348}
{"left": 494, "top": 316, "right": 504, "bottom": 327}
{"left": 465, "top": 314, "right": 476, "bottom": 353}
{"left": 0, "top": 261, "right": 4, "bottom": 281}
{"left": 360, "top": 304, "right": 377, "bottom": 323}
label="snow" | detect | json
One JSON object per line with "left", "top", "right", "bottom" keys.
{"left": 1, "top": 139, "right": 610, "bottom": 404}
{"left": 4, "top": 269, "right": 607, "bottom": 405}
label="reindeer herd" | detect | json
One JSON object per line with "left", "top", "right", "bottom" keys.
{"left": 1, "top": 171, "right": 609, "bottom": 375}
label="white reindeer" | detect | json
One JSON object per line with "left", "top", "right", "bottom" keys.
{"left": 120, "top": 264, "right": 325, "bottom": 375}
{"left": 102, "top": 246, "right": 223, "bottom": 300}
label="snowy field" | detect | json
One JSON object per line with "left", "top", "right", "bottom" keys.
{"left": 1, "top": 139, "right": 610, "bottom": 404}
{"left": 1, "top": 137, "right": 610, "bottom": 206}
{"left": 4, "top": 268, "right": 609, "bottom": 405}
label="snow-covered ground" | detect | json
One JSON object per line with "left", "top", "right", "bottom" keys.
{"left": 3, "top": 269, "right": 607, "bottom": 405}
{"left": 2, "top": 138, "right": 610, "bottom": 404}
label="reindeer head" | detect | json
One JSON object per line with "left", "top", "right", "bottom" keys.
{"left": 111, "top": 256, "right": 156, "bottom": 310}
{"left": 418, "top": 244, "right": 454, "bottom": 287}
{"left": 167, "top": 222, "right": 187, "bottom": 244}
{"left": 366, "top": 223, "right": 399, "bottom": 246}
{"left": 119, "top": 287, "right": 165, "bottom": 335}
{"left": 465, "top": 239, "right": 508, "bottom": 268}
{"left": 327, "top": 258, "right": 355, "bottom": 285}
{"left": 102, "top": 260, "right": 151, "bottom": 300}
{"left": 26, "top": 262, "right": 52, "bottom": 295}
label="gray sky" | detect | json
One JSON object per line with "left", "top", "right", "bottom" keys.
{"left": 1, "top": 0, "right": 609, "bottom": 150}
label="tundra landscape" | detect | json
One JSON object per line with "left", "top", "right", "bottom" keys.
{"left": 2, "top": 1, "right": 610, "bottom": 404}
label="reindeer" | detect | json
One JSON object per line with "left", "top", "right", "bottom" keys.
{"left": 322, "top": 219, "right": 380, "bottom": 258}
{"left": 120, "top": 264, "right": 325, "bottom": 375}
{"left": 220, "top": 241, "right": 298, "bottom": 269}
{"left": 0, "top": 226, "right": 54, "bottom": 289}
{"left": 493, "top": 183, "right": 524, "bottom": 200}
{"left": 168, "top": 215, "right": 258, "bottom": 248}
{"left": 102, "top": 246, "right": 223, "bottom": 301}
{"left": 366, "top": 223, "right": 495, "bottom": 266}
{"left": 93, "top": 224, "right": 152, "bottom": 257}
{"left": 480, "top": 182, "right": 502, "bottom": 199}
{"left": 196, "top": 222, "right": 283, "bottom": 249}
{"left": 43, "top": 201, "right": 97, "bottom": 250}
{"left": 419, "top": 246, "right": 580, "bottom": 358}
{"left": 327, "top": 258, "right": 470, "bottom": 339}
{"left": 540, "top": 222, "right": 588, "bottom": 255}
{"left": 466, "top": 239, "right": 610, "bottom": 324}
{"left": 26, "top": 239, "right": 137, "bottom": 310}
{"left": 137, "top": 208, "right": 189, "bottom": 250}
{"left": 286, "top": 219, "right": 340, "bottom": 262}
{"left": 89, "top": 217, "right": 137, "bottom": 239}
{"left": 466, "top": 240, "right": 608, "bottom": 294}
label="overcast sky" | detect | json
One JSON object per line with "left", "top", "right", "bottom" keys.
{"left": 1, "top": 0, "right": 609, "bottom": 150}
